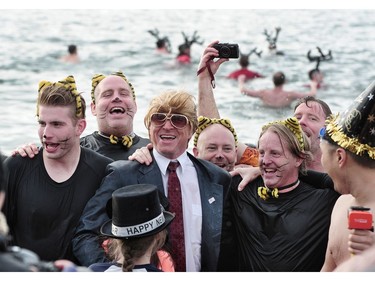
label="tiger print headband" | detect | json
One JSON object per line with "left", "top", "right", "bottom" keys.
{"left": 37, "top": 75, "right": 82, "bottom": 117}
{"left": 91, "top": 71, "right": 135, "bottom": 104}
{"left": 262, "top": 117, "right": 305, "bottom": 150}
{"left": 194, "top": 116, "right": 238, "bottom": 147}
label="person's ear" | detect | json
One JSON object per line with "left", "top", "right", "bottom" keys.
{"left": 90, "top": 102, "right": 97, "bottom": 116}
{"left": 336, "top": 148, "right": 347, "bottom": 167}
{"left": 192, "top": 147, "right": 199, "bottom": 157}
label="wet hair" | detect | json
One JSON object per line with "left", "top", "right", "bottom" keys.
{"left": 239, "top": 54, "right": 249, "bottom": 68}
{"left": 308, "top": 69, "right": 320, "bottom": 80}
{"left": 156, "top": 39, "right": 166, "bottom": 48}
{"left": 38, "top": 83, "right": 86, "bottom": 121}
{"left": 177, "top": 44, "right": 190, "bottom": 57}
{"left": 273, "top": 71, "right": 285, "bottom": 86}
{"left": 259, "top": 123, "right": 312, "bottom": 174}
{"left": 294, "top": 96, "right": 332, "bottom": 119}
{"left": 144, "top": 89, "right": 198, "bottom": 133}
{"left": 68, "top": 44, "right": 77, "bottom": 55}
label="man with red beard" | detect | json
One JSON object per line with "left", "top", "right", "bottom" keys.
{"left": 2, "top": 76, "right": 112, "bottom": 264}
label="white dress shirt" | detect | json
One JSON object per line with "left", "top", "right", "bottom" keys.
{"left": 153, "top": 149, "right": 202, "bottom": 272}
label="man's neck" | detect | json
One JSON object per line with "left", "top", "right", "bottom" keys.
{"left": 307, "top": 147, "right": 324, "bottom": 172}
{"left": 307, "top": 160, "right": 325, "bottom": 173}
{"left": 43, "top": 145, "right": 81, "bottom": 183}
{"left": 99, "top": 127, "right": 133, "bottom": 138}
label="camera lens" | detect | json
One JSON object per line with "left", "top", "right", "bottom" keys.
{"left": 220, "top": 46, "right": 231, "bottom": 58}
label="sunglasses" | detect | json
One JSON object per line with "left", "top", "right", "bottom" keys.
{"left": 150, "top": 113, "right": 189, "bottom": 129}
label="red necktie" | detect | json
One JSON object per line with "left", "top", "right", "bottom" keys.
{"left": 167, "top": 161, "right": 186, "bottom": 272}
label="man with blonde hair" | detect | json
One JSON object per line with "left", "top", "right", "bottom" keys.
{"left": 218, "top": 117, "right": 339, "bottom": 271}
{"left": 72, "top": 89, "right": 231, "bottom": 272}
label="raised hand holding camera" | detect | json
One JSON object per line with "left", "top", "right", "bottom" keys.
{"left": 197, "top": 41, "right": 239, "bottom": 89}
{"left": 212, "top": 43, "right": 239, "bottom": 59}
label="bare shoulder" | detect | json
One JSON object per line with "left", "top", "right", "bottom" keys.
{"left": 283, "top": 90, "right": 305, "bottom": 99}
{"left": 331, "top": 195, "right": 354, "bottom": 226}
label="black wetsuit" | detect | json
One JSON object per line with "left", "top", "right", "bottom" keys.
{"left": 219, "top": 174, "right": 340, "bottom": 272}
{"left": 80, "top": 131, "right": 150, "bottom": 161}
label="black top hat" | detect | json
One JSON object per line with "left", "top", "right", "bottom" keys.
{"left": 324, "top": 80, "right": 375, "bottom": 160}
{"left": 101, "top": 184, "right": 175, "bottom": 239}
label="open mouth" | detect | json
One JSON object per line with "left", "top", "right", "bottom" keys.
{"left": 110, "top": 107, "right": 125, "bottom": 114}
{"left": 160, "top": 134, "right": 176, "bottom": 140}
{"left": 44, "top": 142, "right": 59, "bottom": 153}
{"left": 262, "top": 168, "right": 277, "bottom": 176}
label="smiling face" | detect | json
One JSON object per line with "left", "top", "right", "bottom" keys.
{"left": 144, "top": 90, "right": 197, "bottom": 160}
{"left": 294, "top": 101, "right": 327, "bottom": 154}
{"left": 193, "top": 124, "right": 237, "bottom": 172}
{"left": 150, "top": 112, "right": 193, "bottom": 159}
{"left": 258, "top": 129, "right": 302, "bottom": 188}
{"left": 38, "top": 105, "right": 85, "bottom": 160}
{"left": 91, "top": 75, "right": 137, "bottom": 136}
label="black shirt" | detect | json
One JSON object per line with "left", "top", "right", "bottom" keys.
{"left": 219, "top": 175, "right": 340, "bottom": 272}
{"left": 80, "top": 131, "right": 150, "bottom": 161}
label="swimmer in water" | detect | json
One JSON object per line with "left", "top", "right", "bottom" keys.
{"left": 60, "top": 44, "right": 80, "bottom": 63}
{"left": 264, "top": 27, "right": 284, "bottom": 56}
{"left": 176, "top": 31, "right": 203, "bottom": 64}
{"left": 148, "top": 28, "right": 171, "bottom": 54}
{"left": 239, "top": 71, "right": 318, "bottom": 108}
{"left": 306, "top": 47, "right": 333, "bottom": 89}
{"left": 227, "top": 48, "right": 264, "bottom": 81}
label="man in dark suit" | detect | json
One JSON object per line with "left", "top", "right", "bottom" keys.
{"left": 72, "top": 89, "right": 232, "bottom": 272}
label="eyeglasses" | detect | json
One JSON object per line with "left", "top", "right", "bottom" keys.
{"left": 150, "top": 113, "right": 189, "bottom": 129}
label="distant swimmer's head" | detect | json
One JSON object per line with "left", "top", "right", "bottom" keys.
{"left": 156, "top": 37, "right": 171, "bottom": 53}
{"left": 178, "top": 43, "right": 190, "bottom": 55}
{"left": 273, "top": 71, "right": 285, "bottom": 86}
{"left": 68, "top": 44, "right": 77, "bottom": 55}
{"left": 308, "top": 68, "right": 323, "bottom": 83}
{"left": 268, "top": 43, "right": 277, "bottom": 50}
{"left": 239, "top": 54, "right": 250, "bottom": 68}
{"left": 148, "top": 29, "right": 171, "bottom": 53}
{"left": 156, "top": 39, "right": 166, "bottom": 48}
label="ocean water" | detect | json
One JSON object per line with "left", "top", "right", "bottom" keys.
{"left": 1, "top": 9, "right": 374, "bottom": 155}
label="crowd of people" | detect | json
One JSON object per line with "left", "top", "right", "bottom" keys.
{"left": 1, "top": 38, "right": 375, "bottom": 273}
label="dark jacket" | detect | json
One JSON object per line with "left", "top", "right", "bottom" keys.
{"left": 72, "top": 151, "right": 231, "bottom": 271}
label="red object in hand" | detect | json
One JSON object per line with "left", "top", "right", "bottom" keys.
{"left": 348, "top": 206, "right": 373, "bottom": 230}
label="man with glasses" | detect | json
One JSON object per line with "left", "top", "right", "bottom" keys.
{"left": 72, "top": 89, "right": 232, "bottom": 272}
